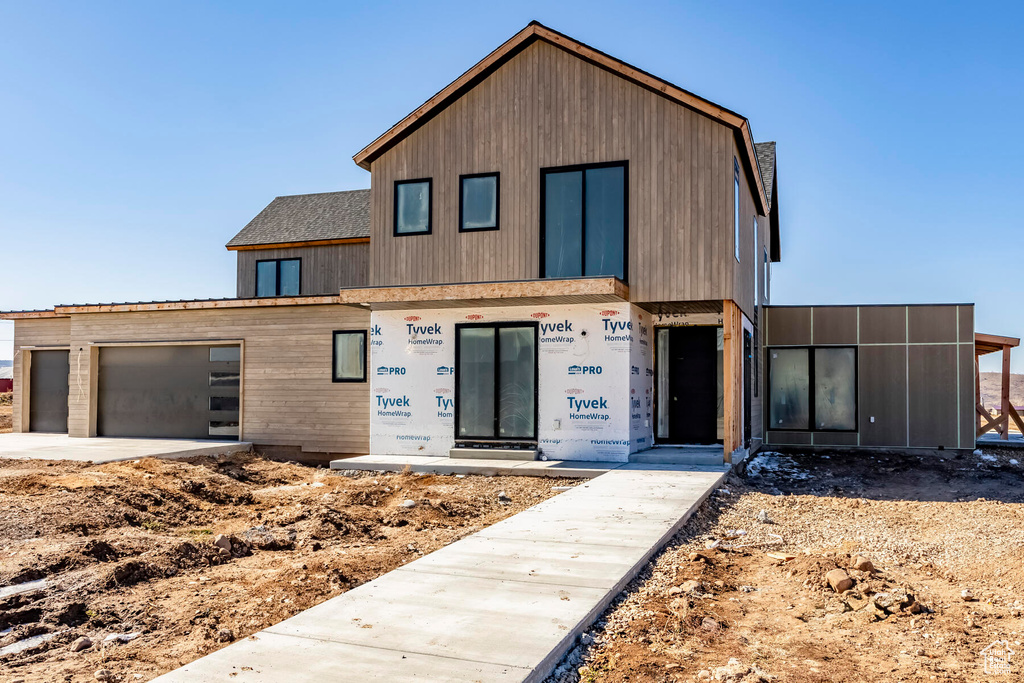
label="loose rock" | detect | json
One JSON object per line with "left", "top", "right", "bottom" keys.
{"left": 825, "top": 568, "right": 855, "bottom": 593}
{"left": 852, "top": 555, "right": 875, "bottom": 572}
{"left": 213, "top": 534, "right": 232, "bottom": 553}
{"left": 94, "top": 671, "right": 113, "bottom": 682}
{"left": 70, "top": 636, "right": 92, "bottom": 652}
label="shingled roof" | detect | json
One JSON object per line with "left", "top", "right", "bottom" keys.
{"left": 754, "top": 142, "right": 776, "bottom": 206}
{"left": 226, "top": 189, "right": 370, "bottom": 248}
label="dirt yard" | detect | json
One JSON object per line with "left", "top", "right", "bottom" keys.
{"left": 1, "top": 392, "right": 12, "bottom": 433}
{"left": 0, "top": 453, "right": 576, "bottom": 682}
{"left": 553, "top": 449, "right": 1024, "bottom": 683}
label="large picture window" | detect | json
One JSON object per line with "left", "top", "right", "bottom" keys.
{"left": 256, "top": 258, "right": 300, "bottom": 297}
{"left": 394, "top": 179, "right": 432, "bottom": 235}
{"left": 768, "top": 347, "right": 857, "bottom": 431}
{"left": 333, "top": 331, "right": 367, "bottom": 382}
{"left": 541, "top": 161, "right": 627, "bottom": 281}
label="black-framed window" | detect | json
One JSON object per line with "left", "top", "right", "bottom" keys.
{"left": 256, "top": 258, "right": 300, "bottom": 297}
{"left": 541, "top": 161, "right": 627, "bottom": 281}
{"left": 394, "top": 178, "right": 432, "bottom": 235}
{"left": 763, "top": 247, "right": 770, "bottom": 304}
{"left": 333, "top": 330, "right": 367, "bottom": 382}
{"left": 768, "top": 346, "right": 857, "bottom": 431}
{"left": 460, "top": 172, "right": 499, "bottom": 231}
{"left": 734, "top": 158, "right": 741, "bottom": 263}
{"left": 455, "top": 322, "right": 538, "bottom": 441}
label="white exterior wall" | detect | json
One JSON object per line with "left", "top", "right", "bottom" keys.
{"left": 369, "top": 303, "right": 654, "bottom": 462}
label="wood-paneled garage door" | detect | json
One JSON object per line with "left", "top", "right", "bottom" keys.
{"left": 97, "top": 345, "right": 241, "bottom": 439}
{"left": 29, "top": 349, "right": 70, "bottom": 433}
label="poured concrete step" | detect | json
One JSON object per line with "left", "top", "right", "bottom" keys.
{"left": 449, "top": 447, "right": 538, "bottom": 461}
{"left": 628, "top": 446, "right": 723, "bottom": 466}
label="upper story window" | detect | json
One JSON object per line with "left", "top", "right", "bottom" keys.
{"left": 753, "top": 218, "right": 758, "bottom": 305}
{"left": 256, "top": 258, "right": 300, "bottom": 297}
{"left": 394, "top": 178, "right": 432, "bottom": 236}
{"left": 763, "top": 247, "right": 770, "bottom": 304}
{"left": 541, "top": 161, "right": 627, "bottom": 281}
{"left": 734, "top": 158, "right": 740, "bottom": 263}
{"left": 460, "top": 173, "right": 499, "bottom": 231}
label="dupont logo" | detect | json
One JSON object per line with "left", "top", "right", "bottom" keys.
{"left": 565, "top": 388, "right": 584, "bottom": 395}
{"left": 531, "top": 312, "right": 550, "bottom": 319}
{"left": 436, "top": 366, "right": 454, "bottom": 376}
{"left": 404, "top": 315, "right": 421, "bottom": 322}
{"left": 568, "top": 364, "right": 602, "bottom": 375}
{"left": 465, "top": 314, "right": 483, "bottom": 320}
{"left": 376, "top": 366, "right": 406, "bottom": 376}
{"left": 600, "top": 309, "right": 620, "bottom": 316}
{"left": 374, "top": 388, "right": 390, "bottom": 394}
{"left": 434, "top": 387, "right": 451, "bottom": 394}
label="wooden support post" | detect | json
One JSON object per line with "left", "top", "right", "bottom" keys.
{"left": 722, "top": 300, "right": 743, "bottom": 463}
{"left": 975, "top": 354, "right": 982, "bottom": 434}
{"left": 1002, "top": 346, "right": 1012, "bottom": 440}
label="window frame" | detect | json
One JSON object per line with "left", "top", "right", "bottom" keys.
{"left": 453, "top": 321, "right": 539, "bottom": 443}
{"left": 458, "top": 172, "right": 500, "bottom": 232}
{"left": 539, "top": 160, "right": 629, "bottom": 282}
{"left": 734, "top": 158, "right": 741, "bottom": 263}
{"left": 393, "top": 178, "right": 433, "bottom": 237}
{"left": 255, "top": 258, "right": 301, "bottom": 298}
{"left": 763, "top": 247, "right": 770, "bottom": 304}
{"left": 332, "top": 330, "right": 368, "bottom": 383}
{"left": 766, "top": 345, "right": 858, "bottom": 432}
{"left": 753, "top": 217, "right": 758, "bottom": 307}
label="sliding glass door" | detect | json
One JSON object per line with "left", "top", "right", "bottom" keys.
{"left": 455, "top": 323, "right": 538, "bottom": 441}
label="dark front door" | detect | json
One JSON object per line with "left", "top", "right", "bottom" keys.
{"left": 744, "top": 329, "right": 752, "bottom": 448}
{"left": 663, "top": 326, "right": 719, "bottom": 444}
{"left": 29, "top": 350, "right": 69, "bottom": 433}
{"left": 455, "top": 323, "right": 538, "bottom": 442}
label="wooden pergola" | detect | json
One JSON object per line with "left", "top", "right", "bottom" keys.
{"left": 976, "top": 332, "right": 1022, "bottom": 440}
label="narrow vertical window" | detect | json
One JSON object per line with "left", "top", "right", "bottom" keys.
{"left": 333, "top": 331, "right": 367, "bottom": 382}
{"left": 763, "top": 247, "right": 770, "bottom": 303}
{"left": 753, "top": 218, "right": 758, "bottom": 306}
{"left": 394, "top": 179, "right": 432, "bottom": 235}
{"left": 460, "top": 173, "right": 499, "bottom": 231}
{"left": 734, "top": 158, "right": 741, "bottom": 263}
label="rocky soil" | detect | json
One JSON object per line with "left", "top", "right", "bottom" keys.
{"left": 549, "top": 448, "right": 1024, "bottom": 682}
{"left": 0, "top": 453, "right": 575, "bottom": 682}
{"left": 0, "top": 392, "right": 12, "bottom": 433}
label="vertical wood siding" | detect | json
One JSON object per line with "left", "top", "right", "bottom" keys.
{"left": 235, "top": 243, "right": 370, "bottom": 298}
{"left": 11, "top": 318, "right": 72, "bottom": 433}
{"left": 63, "top": 306, "right": 370, "bottom": 454}
{"left": 369, "top": 41, "right": 764, "bottom": 318}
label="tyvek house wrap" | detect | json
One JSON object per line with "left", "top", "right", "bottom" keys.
{"left": 369, "top": 303, "right": 654, "bottom": 461}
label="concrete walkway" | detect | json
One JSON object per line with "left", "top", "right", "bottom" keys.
{"left": 0, "top": 433, "right": 252, "bottom": 463}
{"left": 331, "top": 453, "right": 728, "bottom": 478}
{"left": 153, "top": 464, "right": 727, "bottom": 682}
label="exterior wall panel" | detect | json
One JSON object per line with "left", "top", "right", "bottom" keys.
{"left": 236, "top": 243, "right": 370, "bottom": 298}
{"left": 369, "top": 41, "right": 762, "bottom": 318}
{"left": 65, "top": 306, "right": 370, "bottom": 454}
{"left": 764, "top": 304, "right": 973, "bottom": 451}
{"left": 11, "top": 318, "right": 72, "bottom": 433}
{"left": 858, "top": 345, "right": 908, "bottom": 447}
{"left": 812, "top": 306, "right": 858, "bottom": 345}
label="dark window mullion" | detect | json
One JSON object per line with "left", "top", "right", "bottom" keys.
{"left": 492, "top": 327, "right": 501, "bottom": 439}
{"left": 807, "top": 348, "right": 816, "bottom": 431}
{"left": 580, "top": 169, "right": 587, "bottom": 276}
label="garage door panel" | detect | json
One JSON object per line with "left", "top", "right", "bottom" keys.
{"left": 98, "top": 345, "right": 240, "bottom": 439}
{"left": 29, "top": 350, "right": 69, "bottom": 433}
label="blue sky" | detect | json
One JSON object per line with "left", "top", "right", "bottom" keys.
{"left": 1, "top": 1, "right": 1021, "bottom": 371}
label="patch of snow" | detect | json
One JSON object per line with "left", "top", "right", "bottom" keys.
{"left": 980, "top": 454, "right": 998, "bottom": 462}
{"left": 0, "top": 630, "right": 66, "bottom": 656}
{"left": 745, "top": 453, "right": 810, "bottom": 480}
{"left": 973, "top": 449, "right": 984, "bottom": 456}
{"left": 1011, "top": 459, "right": 1019, "bottom": 466}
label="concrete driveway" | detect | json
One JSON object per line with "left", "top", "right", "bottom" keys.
{"left": 0, "top": 433, "right": 251, "bottom": 464}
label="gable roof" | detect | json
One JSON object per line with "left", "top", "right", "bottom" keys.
{"left": 226, "top": 189, "right": 370, "bottom": 249}
{"left": 754, "top": 142, "right": 776, "bottom": 204}
{"left": 353, "top": 21, "right": 769, "bottom": 215}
